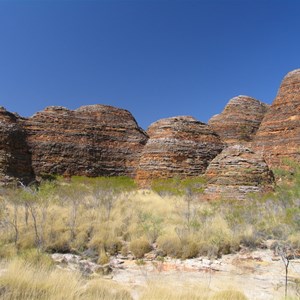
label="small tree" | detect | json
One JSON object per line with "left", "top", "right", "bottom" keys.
{"left": 152, "top": 176, "right": 205, "bottom": 231}
{"left": 90, "top": 176, "right": 136, "bottom": 222}
{"left": 18, "top": 181, "right": 57, "bottom": 249}
{"left": 0, "top": 187, "right": 22, "bottom": 246}
{"left": 276, "top": 242, "right": 295, "bottom": 299}
{"left": 56, "top": 177, "right": 89, "bottom": 242}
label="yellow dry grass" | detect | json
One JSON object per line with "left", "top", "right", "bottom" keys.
{"left": 0, "top": 259, "right": 132, "bottom": 300}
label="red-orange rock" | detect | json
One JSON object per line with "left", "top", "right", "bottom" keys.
{"left": 209, "top": 96, "right": 269, "bottom": 144}
{"left": 0, "top": 107, "right": 33, "bottom": 184}
{"left": 23, "top": 105, "right": 148, "bottom": 178}
{"left": 253, "top": 69, "right": 300, "bottom": 167}
{"left": 136, "top": 116, "right": 224, "bottom": 187}
{"left": 204, "top": 145, "right": 274, "bottom": 200}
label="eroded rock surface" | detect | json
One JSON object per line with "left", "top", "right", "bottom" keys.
{"left": 209, "top": 96, "right": 269, "bottom": 144}
{"left": 136, "top": 116, "right": 224, "bottom": 187}
{"left": 0, "top": 107, "right": 33, "bottom": 184}
{"left": 253, "top": 69, "right": 300, "bottom": 167}
{"left": 23, "top": 105, "right": 148, "bottom": 178}
{"left": 204, "top": 144, "right": 274, "bottom": 200}
{"left": 112, "top": 247, "right": 300, "bottom": 300}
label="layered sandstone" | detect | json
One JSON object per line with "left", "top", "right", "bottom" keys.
{"left": 23, "top": 105, "right": 148, "bottom": 178}
{"left": 253, "top": 69, "right": 300, "bottom": 167}
{"left": 0, "top": 107, "right": 33, "bottom": 184}
{"left": 209, "top": 96, "right": 269, "bottom": 144}
{"left": 204, "top": 145, "right": 274, "bottom": 200}
{"left": 136, "top": 116, "right": 224, "bottom": 187}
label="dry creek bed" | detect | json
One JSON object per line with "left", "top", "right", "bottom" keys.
{"left": 48, "top": 243, "right": 300, "bottom": 300}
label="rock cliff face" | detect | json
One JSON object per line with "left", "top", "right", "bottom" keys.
{"left": 209, "top": 96, "right": 269, "bottom": 144}
{"left": 253, "top": 69, "right": 300, "bottom": 167}
{"left": 23, "top": 105, "right": 148, "bottom": 178}
{"left": 0, "top": 107, "right": 33, "bottom": 184}
{"left": 204, "top": 145, "right": 274, "bottom": 200}
{"left": 0, "top": 67, "right": 298, "bottom": 194}
{"left": 136, "top": 116, "right": 224, "bottom": 187}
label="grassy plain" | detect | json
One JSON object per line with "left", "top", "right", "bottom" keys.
{"left": 0, "top": 164, "right": 299, "bottom": 299}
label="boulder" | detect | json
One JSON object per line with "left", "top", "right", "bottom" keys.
{"left": 209, "top": 96, "right": 269, "bottom": 144}
{"left": 136, "top": 116, "right": 224, "bottom": 187}
{"left": 204, "top": 144, "right": 274, "bottom": 200}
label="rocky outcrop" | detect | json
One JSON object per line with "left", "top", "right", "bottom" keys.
{"left": 0, "top": 107, "right": 33, "bottom": 184}
{"left": 23, "top": 105, "right": 148, "bottom": 178}
{"left": 209, "top": 96, "right": 269, "bottom": 144}
{"left": 0, "top": 68, "right": 299, "bottom": 189}
{"left": 253, "top": 69, "right": 300, "bottom": 167}
{"left": 204, "top": 145, "right": 274, "bottom": 200}
{"left": 136, "top": 116, "right": 224, "bottom": 187}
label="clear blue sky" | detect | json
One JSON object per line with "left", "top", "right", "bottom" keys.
{"left": 0, "top": 0, "right": 299, "bottom": 129}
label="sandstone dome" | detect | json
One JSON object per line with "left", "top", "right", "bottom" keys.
{"left": 253, "top": 69, "right": 300, "bottom": 167}
{"left": 0, "top": 107, "right": 33, "bottom": 184}
{"left": 204, "top": 144, "right": 274, "bottom": 200}
{"left": 208, "top": 95, "right": 269, "bottom": 144}
{"left": 24, "top": 105, "right": 148, "bottom": 178}
{"left": 136, "top": 116, "right": 224, "bottom": 187}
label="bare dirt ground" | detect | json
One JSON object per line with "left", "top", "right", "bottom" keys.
{"left": 111, "top": 248, "right": 300, "bottom": 300}
{"left": 2, "top": 246, "right": 299, "bottom": 299}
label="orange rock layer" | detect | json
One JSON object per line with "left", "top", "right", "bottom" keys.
{"left": 136, "top": 116, "right": 224, "bottom": 187}
{"left": 253, "top": 69, "right": 300, "bottom": 167}
{"left": 209, "top": 95, "right": 269, "bottom": 144}
{"left": 23, "top": 105, "right": 148, "bottom": 179}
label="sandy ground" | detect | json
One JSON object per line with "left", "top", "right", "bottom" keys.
{"left": 1, "top": 248, "right": 299, "bottom": 299}
{"left": 111, "top": 249, "right": 300, "bottom": 300}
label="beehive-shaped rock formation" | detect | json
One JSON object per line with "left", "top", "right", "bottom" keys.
{"left": 0, "top": 107, "right": 33, "bottom": 184}
{"left": 209, "top": 96, "right": 269, "bottom": 144}
{"left": 23, "top": 105, "right": 148, "bottom": 178}
{"left": 204, "top": 145, "right": 274, "bottom": 200}
{"left": 253, "top": 69, "right": 300, "bottom": 167}
{"left": 136, "top": 116, "right": 224, "bottom": 187}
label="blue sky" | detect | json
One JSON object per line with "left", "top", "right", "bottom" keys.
{"left": 0, "top": 0, "right": 299, "bottom": 129}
